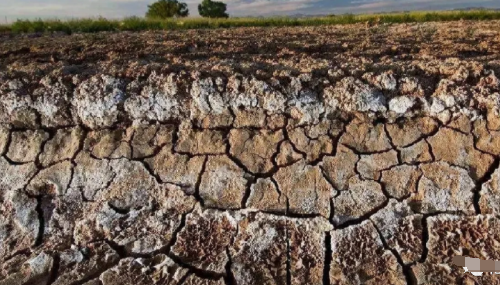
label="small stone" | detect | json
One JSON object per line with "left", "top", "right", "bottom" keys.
{"left": 333, "top": 176, "right": 386, "bottom": 225}
{"left": 274, "top": 161, "right": 334, "bottom": 218}
{"left": 246, "top": 178, "right": 286, "bottom": 213}
{"left": 357, "top": 150, "right": 399, "bottom": 180}
{"left": 7, "top": 130, "right": 49, "bottom": 163}
{"left": 386, "top": 117, "right": 438, "bottom": 147}
{"left": 40, "top": 127, "right": 83, "bottom": 166}
{"left": 329, "top": 221, "right": 405, "bottom": 284}
{"left": 340, "top": 120, "right": 392, "bottom": 153}
{"left": 322, "top": 145, "right": 359, "bottom": 191}
{"left": 370, "top": 199, "right": 423, "bottom": 264}
{"left": 145, "top": 147, "right": 204, "bottom": 194}
{"left": 381, "top": 165, "right": 421, "bottom": 199}
{"left": 172, "top": 206, "right": 237, "bottom": 274}
{"left": 199, "top": 155, "right": 249, "bottom": 209}
{"left": 400, "top": 139, "right": 433, "bottom": 164}
{"left": 428, "top": 127, "right": 495, "bottom": 180}
{"left": 275, "top": 141, "right": 303, "bottom": 167}
{"left": 229, "top": 129, "right": 283, "bottom": 174}
{"left": 408, "top": 162, "right": 475, "bottom": 214}
{"left": 176, "top": 128, "right": 226, "bottom": 155}
{"left": 480, "top": 167, "right": 500, "bottom": 215}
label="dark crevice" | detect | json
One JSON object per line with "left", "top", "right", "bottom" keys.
{"left": 323, "top": 232, "right": 332, "bottom": 285}
{"left": 194, "top": 156, "right": 208, "bottom": 206}
{"left": 372, "top": 224, "right": 417, "bottom": 285}
{"left": 334, "top": 199, "right": 389, "bottom": 230}
{"left": 285, "top": 225, "right": 292, "bottom": 285}
{"left": 419, "top": 216, "right": 430, "bottom": 263}
{"left": 47, "top": 252, "right": 60, "bottom": 285}
{"left": 167, "top": 253, "right": 226, "bottom": 280}
{"left": 472, "top": 157, "right": 499, "bottom": 214}
{"left": 34, "top": 195, "right": 45, "bottom": 247}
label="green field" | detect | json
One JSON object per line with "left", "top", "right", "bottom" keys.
{"left": 2, "top": 10, "right": 500, "bottom": 34}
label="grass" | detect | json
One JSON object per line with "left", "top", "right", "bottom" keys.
{"left": 3, "top": 10, "right": 500, "bottom": 34}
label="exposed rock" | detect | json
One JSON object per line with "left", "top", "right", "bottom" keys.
{"left": 230, "top": 213, "right": 288, "bottom": 285}
{"left": 0, "top": 252, "right": 54, "bottom": 285}
{"left": 183, "top": 275, "right": 225, "bottom": 285}
{"left": 428, "top": 127, "right": 495, "bottom": 180}
{"left": 6, "top": 130, "right": 49, "bottom": 163}
{"left": 99, "top": 255, "right": 188, "bottom": 285}
{"left": 322, "top": 144, "right": 359, "bottom": 191}
{"left": 386, "top": 117, "right": 438, "bottom": 147}
{"left": 474, "top": 118, "right": 500, "bottom": 155}
{"left": 274, "top": 161, "right": 334, "bottom": 218}
{"left": 27, "top": 161, "right": 73, "bottom": 196}
{"left": 176, "top": 128, "right": 226, "bottom": 155}
{"left": 357, "top": 150, "right": 399, "bottom": 180}
{"left": 333, "top": 176, "right": 387, "bottom": 225}
{"left": 413, "top": 215, "right": 500, "bottom": 284}
{"left": 130, "top": 124, "right": 174, "bottom": 158}
{"left": 40, "top": 127, "right": 83, "bottom": 166}
{"left": 199, "top": 155, "right": 250, "bottom": 209}
{"left": 145, "top": 147, "right": 205, "bottom": 194}
{"left": 72, "top": 75, "right": 126, "bottom": 128}
{"left": 52, "top": 243, "right": 120, "bottom": 285}
{"left": 233, "top": 108, "right": 266, "bottom": 128}
{"left": 324, "top": 77, "right": 387, "bottom": 112}
{"left": 0, "top": 126, "right": 8, "bottom": 155}
{"left": 275, "top": 141, "right": 303, "bottom": 167}
{"left": 480, "top": 167, "right": 500, "bottom": 215}
{"left": 370, "top": 199, "right": 423, "bottom": 264}
{"left": 172, "top": 206, "right": 237, "bottom": 274}
{"left": 289, "top": 217, "right": 332, "bottom": 285}
{"left": 0, "top": 190, "right": 39, "bottom": 259}
{"left": 84, "top": 128, "right": 133, "bottom": 159}
{"left": 329, "top": 221, "right": 405, "bottom": 284}
{"left": 340, "top": 120, "right": 392, "bottom": 153}
{"left": 400, "top": 139, "right": 433, "bottom": 164}
{"left": 408, "top": 162, "right": 475, "bottom": 214}
{"left": 0, "top": 157, "right": 37, "bottom": 190}
{"left": 381, "top": 165, "right": 422, "bottom": 199}
{"left": 389, "top": 96, "right": 416, "bottom": 114}
{"left": 246, "top": 178, "right": 286, "bottom": 213}
{"left": 71, "top": 152, "right": 114, "bottom": 200}
{"left": 229, "top": 129, "right": 283, "bottom": 173}
{"left": 288, "top": 120, "right": 343, "bottom": 162}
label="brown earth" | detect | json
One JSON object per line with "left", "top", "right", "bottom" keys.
{"left": 1, "top": 20, "right": 500, "bottom": 285}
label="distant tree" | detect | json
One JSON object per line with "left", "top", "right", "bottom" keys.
{"left": 198, "top": 0, "right": 228, "bottom": 18}
{"left": 146, "top": 0, "right": 189, "bottom": 19}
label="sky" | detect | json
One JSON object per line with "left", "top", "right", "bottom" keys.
{"left": 1, "top": 0, "right": 500, "bottom": 20}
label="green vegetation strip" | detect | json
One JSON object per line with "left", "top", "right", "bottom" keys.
{"left": 2, "top": 10, "right": 500, "bottom": 34}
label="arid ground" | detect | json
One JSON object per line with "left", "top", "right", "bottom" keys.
{"left": 1, "top": 20, "right": 500, "bottom": 285}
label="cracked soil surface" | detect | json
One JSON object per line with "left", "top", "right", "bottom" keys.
{"left": 2, "top": 20, "right": 500, "bottom": 284}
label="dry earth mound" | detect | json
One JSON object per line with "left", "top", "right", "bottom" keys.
{"left": 1, "top": 20, "right": 500, "bottom": 284}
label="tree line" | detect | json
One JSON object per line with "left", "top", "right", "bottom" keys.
{"left": 146, "top": 0, "right": 229, "bottom": 19}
